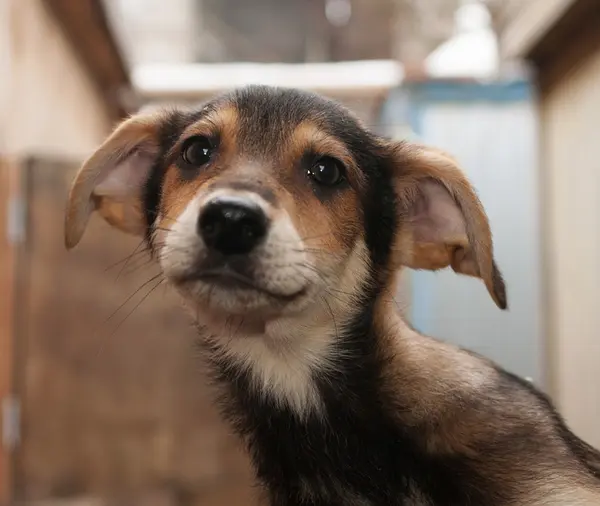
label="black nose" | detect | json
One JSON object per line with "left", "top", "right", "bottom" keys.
{"left": 198, "top": 197, "right": 268, "bottom": 255}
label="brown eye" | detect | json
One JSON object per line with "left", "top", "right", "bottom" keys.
{"left": 308, "top": 157, "right": 345, "bottom": 186}
{"left": 181, "top": 136, "right": 213, "bottom": 167}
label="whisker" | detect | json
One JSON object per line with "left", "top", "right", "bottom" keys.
{"left": 115, "top": 239, "right": 148, "bottom": 281}
{"left": 101, "top": 273, "right": 164, "bottom": 327}
{"left": 230, "top": 317, "right": 247, "bottom": 343}
{"left": 323, "top": 296, "right": 339, "bottom": 341}
{"left": 104, "top": 243, "right": 150, "bottom": 273}
{"left": 121, "top": 258, "right": 159, "bottom": 278}
{"left": 106, "top": 278, "right": 165, "bottom": 340}
{"left": 94, "top": 275, "right": 164, "bottom": 358}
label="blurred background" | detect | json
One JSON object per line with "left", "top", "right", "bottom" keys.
{"left": 0, "top": 0, "right": 598, "bottom": 504}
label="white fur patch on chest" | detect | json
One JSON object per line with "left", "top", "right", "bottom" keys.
{"left": 209, "top": 318, "right": 339, "bottom": 417}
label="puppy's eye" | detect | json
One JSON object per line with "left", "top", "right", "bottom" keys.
{"left": 181, "top": 136, "right": 213, "bottom": 167}
{"left": 308, "top": 157, "right": 345, "bottom": 186}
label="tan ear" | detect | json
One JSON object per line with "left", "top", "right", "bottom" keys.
{"left": 64, "top": 113, "right": 162, "bottom": 249}
{"left": 390, "top": 142, "right": 507, "bottom": 310}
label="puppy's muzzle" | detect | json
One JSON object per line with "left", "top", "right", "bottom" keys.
{"left": 168, "top": 191, "right": 308, "bottom": 303}
{"left": 198, "top": 196, "right": 269, "bottom": 256}
{"left": 182, "top": 194, "right": 283, "bottom": 295}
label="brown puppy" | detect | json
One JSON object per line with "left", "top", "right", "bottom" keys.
{"left": 65, "top": 86, "right": 600, "bottom": 505}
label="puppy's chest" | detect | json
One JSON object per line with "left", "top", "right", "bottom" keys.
{"left": 239, "top": 402, "right": 438, "bottom": 506}
{"left": 267, "top": 477, "right": 433, "bottom": 506}
{"left": 215, "top": 353, "right": 484, "bottom": 506}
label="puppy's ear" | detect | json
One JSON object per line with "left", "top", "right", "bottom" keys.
{"left": 388, "top": 141, "right": 507, "bottom": 310}
{"left": 64, "top": 112, "right": 163, "bottom": 249}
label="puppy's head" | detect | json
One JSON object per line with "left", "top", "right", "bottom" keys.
{"left": 65, "top": 86, "right": 506, "bottom": 334}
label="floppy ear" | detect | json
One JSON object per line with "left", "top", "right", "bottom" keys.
{"left": 64, "top": 112, "right": 163, "bottom": 249}
{"left": 389, "top": 141, "right": 507, "bottom": 310}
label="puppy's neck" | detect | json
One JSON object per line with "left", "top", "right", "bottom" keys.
{"left": 197, "top": 284, "right": 400, "bottom": 419}
{"left": 199, "top": 307, "right": 352, "bottom": 417}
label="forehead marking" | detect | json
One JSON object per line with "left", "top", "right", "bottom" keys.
{"left": 211, "top": 180, "right": 278, "bottom": 206}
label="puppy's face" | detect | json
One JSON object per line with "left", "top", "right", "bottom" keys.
{"left": 65, "top": 86, "right": 507, "bottom": 336}
{"left": 154, "top": 90, "right": 371, "bottom": 323}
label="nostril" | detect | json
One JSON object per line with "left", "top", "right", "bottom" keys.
{"left": 198, "top": 197, "right": 268, "bottom": 255}
{"left": 198, "top": 214, "right": 219, "bottom": 242}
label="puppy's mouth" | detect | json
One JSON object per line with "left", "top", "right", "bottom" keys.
{"left": 173, "top": 267, "right": 306, "bottom": 302}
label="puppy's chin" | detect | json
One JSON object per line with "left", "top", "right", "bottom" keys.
{"left": 170, "top": 278, "right": 317, "bottom": 336}
{"left": 193, "top": 306, "right": 270, "bottom": 337}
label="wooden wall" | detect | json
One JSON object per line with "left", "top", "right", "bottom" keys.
{"left": 12, "top": 159, "right": 256, "bottom": 505}
{"left": 0, "top": 159, "right": 20, "bottom": 504}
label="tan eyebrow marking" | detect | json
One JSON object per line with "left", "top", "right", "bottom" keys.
{"left": 289, "top": 121, "right": 366, "bottom": 188}
{"left": 182, "top": 105, "right": 239, "bottom": 140}
{"left": 166, "top": 105, "right": 240, "bottom": 163}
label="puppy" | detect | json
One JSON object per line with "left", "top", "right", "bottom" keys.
{"left": 65, "top": 86, "right": 600, "bottom": 505}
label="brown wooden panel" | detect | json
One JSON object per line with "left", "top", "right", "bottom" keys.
{"left": 0, "top": 158, "right": 21, "bottom": 504}
{"left": 14, "top": 158, "right": 256, "bottom": 504}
